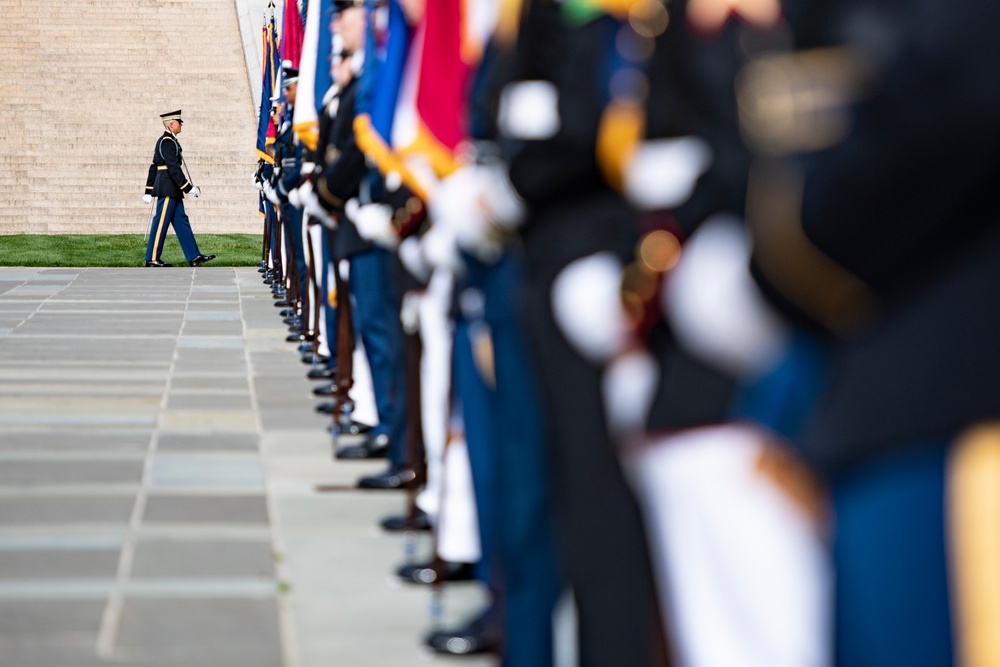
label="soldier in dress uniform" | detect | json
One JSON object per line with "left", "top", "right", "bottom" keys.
{"left": 315, "top": 0, "right": 411, "bottom": 487}
{"left": 735, "top": 0, "right": 1000, "bottom": 663}
{"left": 498, "top": 2, "right": 670, "bottom": 664}
{"left": 264, "top": 69, "right": 311, "bottom": 342}
{"left": 142, "top": 110, "right": 215, "bottom": 267}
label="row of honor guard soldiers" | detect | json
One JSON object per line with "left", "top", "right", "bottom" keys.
{"left": 255, "top": 0, "right": 1000, "bottom": 665}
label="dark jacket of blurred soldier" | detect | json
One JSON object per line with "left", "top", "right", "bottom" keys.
{"left": 742, "top": 1, "right": 1000, "bottom": 665}
{"left": 498, "top": 2, "right": 669, "bottom": 664}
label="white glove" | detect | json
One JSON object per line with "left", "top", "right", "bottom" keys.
{"left": 189, "top": 186, "right": 201, "bottom": 198}
{"left": 253, "top": 174, "right": 263, "bottom": 191}
{"left": 430, "top": 164, "right": 525, "bottom": 262}
{"left": 287, "top": 186, "right": 303, "bottom": 209}
{"left": 478, "top": 162, "right": 526, "bottom": 231}
{"left": 420, "top": 224, "right": 463, "bottom": 274}
{"left": 298, "top": 181, "right": 337, "bottom": 229}
{"left": 142, "top": 194, "right": 153, "bottom": 205}
{"left": 346, "top": 199, "right": 398, "bottom": 249}
{"left": 398, "top": 236, "right": 431, "bottom": 284}
{"left": 666, "top": 215, "right": 790, "bottom": 379}
{"left": 551, "top": 252, "right": 630, "bottom": 364}
{"left": 263, "top": 182, "right": 281, "bottom": 206}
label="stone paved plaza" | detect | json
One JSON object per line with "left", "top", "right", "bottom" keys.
{"left": 0, "top": 267, "right": 490, "bottom": 667}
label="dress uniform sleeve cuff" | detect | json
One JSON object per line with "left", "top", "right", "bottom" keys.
{"left": 316, "top": 178, "right": 343, "bottom": 211}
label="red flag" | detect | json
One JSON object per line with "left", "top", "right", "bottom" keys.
{"left": 416, "top": 0, "right": 470, "bottom": 155}
{"left": 281, "top": 0, "right": 305, "bottom": 68}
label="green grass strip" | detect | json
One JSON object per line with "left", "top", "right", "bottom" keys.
{"left": 0, "top": 234, "right": 264, "bottom": 267}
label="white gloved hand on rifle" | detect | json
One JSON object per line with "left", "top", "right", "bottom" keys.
{"left": 430, "top": 163, "right": 525, "bottom": 263}
{"left": 142, "top": 194, "right": 153, "bottom": 205}
{"left": 262, "top": 182, "right": 281, "bottom": 206}
{"left": 298, "top": 181, "right": 337, "bottom": 229}
{"left": 189, "top": 186, "right": 201, "bottom": 198}
{"left": 346, "top": 198, "right": 398, "bottom": 249}
{"left": 287, "top": 185, "right": 304, "bottom": 209}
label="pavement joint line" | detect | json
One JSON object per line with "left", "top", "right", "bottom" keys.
{"left": 0, "top": 417, "right": 159, "bottom": 426}
{"left": 0, "top": 578, "right": 277, "bottom": 599}
{"left": 2, "top": 270, "right": 56, "bottom": 336}
{"left": 134, "top": 525, "right": 273, "bottom": 539}
{"left": 0, "top": 452, "right": 150, "bottom": 462}
{"left": 2, "top": 334, "right": 182, "bottom": 339}
{"left": 0, "top": 534, "right": 126, "bottom": 550}
{"left": 0, "top": 525, "right": 266, "bottom": 542}
{"left": 241, "top": 268, "right": 301, "bottom": 667}
{"left": 96, "top": 270, "right": 194, "bottom": 660}
{"left": 0, "top": 524, "right": 130, "bottom": 535}
{"left": 0, "top": 361, "right": 173, "bottom": 367}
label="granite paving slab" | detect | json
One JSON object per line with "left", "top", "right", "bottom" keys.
{"left": 0, "top": 549, "right": 121, "bottom": 580}
{"left": 0, "top": 268, "right": 497, "bottom": 667}
{"left": 142, "top": 495, "right": 269, "bottom": 524}
{"left": 165, "top": 394, "right": 254, "bottom": 411}
{"left": 156, "top": 433, "right": 258, "bottom": 451}
{"left": 180, "top": 321, "right": 245, "bottom": 335}
{"left": 169, "top": 375, "right": 250, "bottom": 391}
{"left": 130, "top": 540, "right": 275, "bottom": 578}
{"left": 114, "top": 598, "right": 283, "bottom": 665}
{"left": 0, "top": 599, "right": 106, "bottom": 634}
{"left": 147, "top": 457, "right": 265, "bottom": 489}
{"left": 0, "top": 462, "right": 145, "bottom": 486}
{"left": 0, "top": 496, "right": 136, "bottom": 525}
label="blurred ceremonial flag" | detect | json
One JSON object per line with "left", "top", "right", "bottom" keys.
{"left": 408, "top": 0, "right": 473, "bottom": 172}
{"left": 256, "top": 9, "right": 279, "bottom": 162}
{"left": 395, "top": 0, "right": 491, "bottom": 178}
{"left": 281, "top": 0, "right": 306, "bottom": 68}
{"left": 353, "top": 0, "right": 422, "bottom": 194}
{"left": 293, "top": 0, "right": 327, "bottom": 150}
{"left": 370, "top": 0, "right": 410, "bottom": 141}
{"left": 314, "top": 0, "right": 334, "bottom": 115}
{"left": 355, "top": 0, "right": 494, "bottom": 197}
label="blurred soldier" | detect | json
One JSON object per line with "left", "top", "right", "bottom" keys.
{"left": 316, "top": 0, "right": 411, "bottom": 486}
{"left": 734, "top": 1, "right": 1000, "bottom": 665}
{"left": 493, "top": 2, "right": 668, "bottom": 663}
{"left": 142, "top": 110, "right": 215, "bottom": 268}
{"left": 264, "top": 68, "right": 311, "bottom": 342}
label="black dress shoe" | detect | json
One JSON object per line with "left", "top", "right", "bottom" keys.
{"left": 424, "top": 609, "right": 500, "bottom": 655}
{"left": 333, "top": 419, "right": 373, "bottom": 436}
{"left": 357, "top": 466, "right": 419, "bottom": 490}
{"left": 312, "top": 382, "right": 335, "bottom": 397}
{"left": 274, "top": 300, "right": 290, "bottom": 307}
{"left": 335, "top": 433, "right": 389, "bottom": 459}
{"left": 307, "top": 365, "right": 337, "bottom": 380}
{"left": 397, "top": 559, "right": 476, "bottom": 585}
{"left": 145, "top": 259, "right": 173, "bottom": 267}
{"left": 286, "top": 332, "right": 303, "bottom": 343}
{"left": 315, "top": 401, "right": 334, "bottom": 415}
{"left": 189, "top": 254, "right": 216, "bottom": 267}
{"left": 302, "top": 352, "right": 329, "bottom": 365}
{"left": 380, "top": 508, "right": 432, "bottom": 532}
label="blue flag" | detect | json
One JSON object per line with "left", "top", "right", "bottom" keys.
{"left": 369, "top": 0, "right": 410, "bottom": 140}
{"left": 256, "top": 11, "right": 279, "bottom": 162}
{"left": 314, "top": 0, "right": 334, "bottom": 116}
